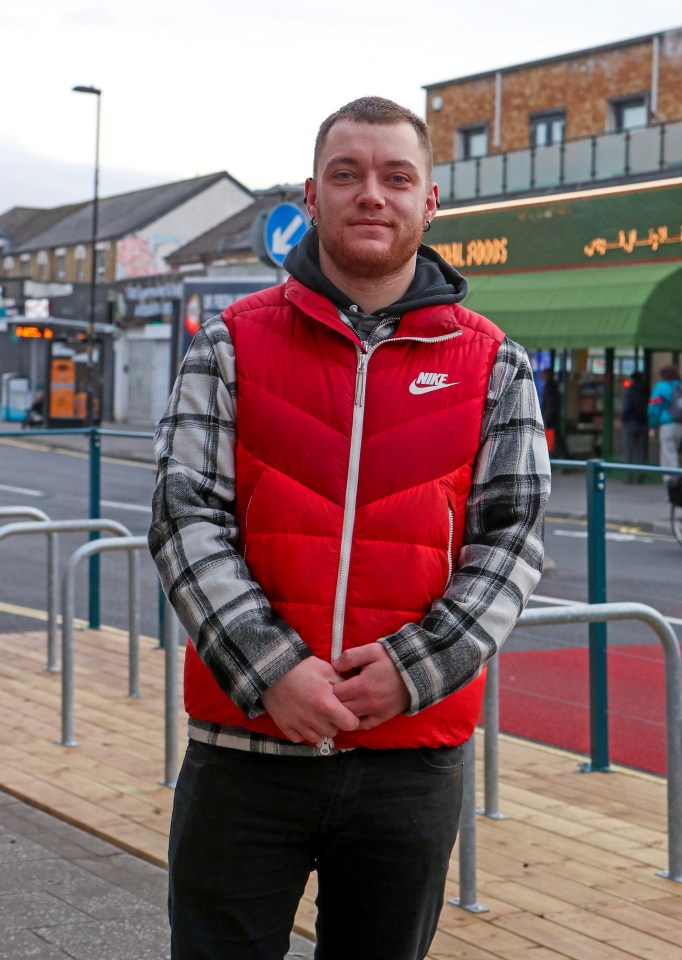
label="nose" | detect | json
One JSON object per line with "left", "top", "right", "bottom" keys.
{"left": 356, "top": 172, "right": 385, "bottom": 209}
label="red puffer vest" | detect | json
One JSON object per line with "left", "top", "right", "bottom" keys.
{"left": 184, "top": 277, "right": 504, "bottom": 749}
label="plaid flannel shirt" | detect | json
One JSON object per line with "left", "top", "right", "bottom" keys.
{"left": 149, "top": 312, "right": 550, "bottom": 756}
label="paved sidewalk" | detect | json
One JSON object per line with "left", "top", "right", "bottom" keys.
{"left": 0, "top": 788, "right": 315, "bottom": 960}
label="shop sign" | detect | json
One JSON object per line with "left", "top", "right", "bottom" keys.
{"left": 428, "top": 182, "right": 682, "bottom": 271}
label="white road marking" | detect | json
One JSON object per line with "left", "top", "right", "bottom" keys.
{"left": 553, "top": 528, "right": 654, "bottom": 543}
{"left": 101, "top": 500, "right": 151, "bottom": 513}
{"left": 0, "top": 483, "right": 43, "bottom": 497}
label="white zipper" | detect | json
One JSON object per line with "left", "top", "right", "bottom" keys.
{"left": 331, "top": 348, "right": 369, "bottom": 660}
{"left": 446, "top": 506, "right": 454, "bottom": 585}
{"left": 317, "top": 737, "right": 333, "bottom": 756}
{"left": 329, "top": 327, "right": 462, "bottom": 662}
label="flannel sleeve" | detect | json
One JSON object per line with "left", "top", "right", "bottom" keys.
{"left": 379, "top": 337, "right": 551, "bottom": 714}
{"left": 147, "top": 315, "right": 312, "bottom": 718}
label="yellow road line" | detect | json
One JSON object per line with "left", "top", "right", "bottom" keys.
{"left": 0, "top": 599, "right": 158, "bottom": 643}
{"left": 0, "top": 437, "right": 154, "bottom": 470}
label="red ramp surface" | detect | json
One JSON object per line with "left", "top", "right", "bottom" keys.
{"left": 498, "top": 644, "right": 667, "bottom": 774}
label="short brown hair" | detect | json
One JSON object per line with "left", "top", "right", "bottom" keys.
{"left": 313, "top": 96, "right": 433, "bottom": 177}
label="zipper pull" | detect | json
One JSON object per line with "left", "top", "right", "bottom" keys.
{"left": 355, "top": 353, "right": 368, "bottom": 407}
{"left": 318, "top": 737, "right": 333, "bottom": 756}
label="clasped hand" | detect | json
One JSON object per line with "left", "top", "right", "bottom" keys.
{"left": 261, "top": 643, "right": 410, "bottom": 745}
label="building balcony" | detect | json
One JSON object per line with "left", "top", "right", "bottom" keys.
{"left": 434, "top": 119, "right": 682, "bottom": 205}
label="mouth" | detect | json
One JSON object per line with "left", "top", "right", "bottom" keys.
{"left": 350, "top": 219, "right": 392, "bottom": 228}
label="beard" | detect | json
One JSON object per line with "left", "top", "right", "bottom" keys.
{"left": 316, "top": 215, "right": 424, "bottom": 280}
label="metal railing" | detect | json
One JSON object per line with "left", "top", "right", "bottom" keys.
{"left": 0, "top": 518, "right": 132, "bottom": 671}
{"left": 56, "top": 533, "right": 181, "bottom": 790}
{"left": 451, "top": 601, "right": 682, "bottom": 915}
{"left": 0, "top": 506, "right": 50, "bottom": 523}
{"left": 434, "top": 118, "right": 682, "bottom": 202}
{"left": 0, "top": 426, "right": 154, "bottom": 629}
{"left": 60, "top": 535, "right": 147, "bottom": 747}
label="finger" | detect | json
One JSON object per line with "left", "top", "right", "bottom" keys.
{"left": 356, "top": 715, "right": 382, "bottom": 731}
{"left": 325, "top": 696, "right": 361, "bottom": 731}
{"left": 333, "top": 644, "right": 378, "bottom": 674}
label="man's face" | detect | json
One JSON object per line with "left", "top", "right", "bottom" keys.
{"left": 306, "top": 120, "right": 438, "bottom": 281}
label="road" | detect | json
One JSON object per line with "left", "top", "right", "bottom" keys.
{"left": 1, "top": 437, "right": 681, "bottom": 656}
{"left": 0, "top": 438, "right": 159, "bottom": 639}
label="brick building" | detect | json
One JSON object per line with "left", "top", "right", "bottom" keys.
{"left": 425, "top": 28, "right": 682, "bottom": 205}
{"left": 424, "top": 28, "right": 682, "bottom": 461}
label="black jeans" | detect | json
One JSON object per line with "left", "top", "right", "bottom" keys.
{"left": 169, "top": 739, "right": 464, "bottom": 960}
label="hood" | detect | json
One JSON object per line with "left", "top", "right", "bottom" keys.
{"left": 283, "top": 228, "right": 468, "bottom": 318}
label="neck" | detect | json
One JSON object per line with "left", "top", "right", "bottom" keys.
{"left": 318, "top": 248, "right": 416, "bottom": 314}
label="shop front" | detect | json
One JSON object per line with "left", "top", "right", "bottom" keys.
{"left": 429, "top": 179, "right": 682, "bottom": 459}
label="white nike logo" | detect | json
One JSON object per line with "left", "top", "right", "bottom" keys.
{"left": 409, "top": 373, "right": 460, "bottom": 395}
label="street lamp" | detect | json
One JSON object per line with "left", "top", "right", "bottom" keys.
{"left": 72, "top": 84, "right": 101, "bottom": 426}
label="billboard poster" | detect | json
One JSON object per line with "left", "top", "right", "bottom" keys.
{"left": 179, "top": 278, "right": 271, "bottom": 363}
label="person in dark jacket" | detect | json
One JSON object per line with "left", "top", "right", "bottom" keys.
{"left": 621, "top": 371, "right": 648, "bottom": 482}
{"left": 540, "top": 368, "right": 568, "bottom": 459}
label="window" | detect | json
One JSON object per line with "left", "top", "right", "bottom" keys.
{"left": 95, "top": 248, "right": 106, "bottom": 282}
{"left": 2, "top": 256, "right": 14, "bottom": 275}
{"left": 20, "top": 254, "right": 31, "bottom": 277}
{"left": 531, "top": 112, "right": 565, "bottom": 148}
{"left": 37, "top": 250, "right": 48, "bottom": 282}
{"left": 75, "top": 245, "right": 86, "bottom": 282}
{"left": 458, "top": 125, "right": 488, "bottom": 160}
{"left": 611, "top": 96, "right": 648, "bottom": 132}
{"left": 55, "top": 249, "right": 66, "bottom": 281}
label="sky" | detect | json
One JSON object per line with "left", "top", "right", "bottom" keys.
{"left": 2, "top": 1, "right": 681, "bottom": 212}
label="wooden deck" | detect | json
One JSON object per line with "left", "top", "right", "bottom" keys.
{"left": 1, "top": 626, "right": 680, "bottom": 958}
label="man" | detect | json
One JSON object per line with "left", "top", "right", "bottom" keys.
{"left": 621, "top": 371, "right": 648, "bottom": 483}
{"left": 149, "top": 96, "right": 550, "bottom": 960}
{"left": 648, "top": 363, "right": 682, "bottom": 480}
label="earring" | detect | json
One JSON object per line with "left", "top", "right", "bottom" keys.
{"left": 423, "top": 220, "right": 431, "bottom": 232}
{"left": 311, "top": 216, "right": 318, "bottom": 228}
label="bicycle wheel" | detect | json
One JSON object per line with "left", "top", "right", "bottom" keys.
{"left": 672, "top": 504, "right": 682, "bottom": 546}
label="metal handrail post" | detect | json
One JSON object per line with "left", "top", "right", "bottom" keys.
{"left": 481, "top": 654, "right": 505, "bottom": 819}
{"left": 0, "top": 518, "right": 132, "bottom": 673}
{"left": 448, "top": 734, "right": 489, "bottom": 913}
{"left": 518, "top": 602, "right": 682, "bottom": 883}
{"left": 47, "top": 531, "right": 59, "bottom": 671}
{"left": 60, "top": 535, "right": 148, "bottom": 746}
{"left": 0, "top": 509, "right": 59, "bottom": 671}
{"left": 0, "top": 507, "right": 50, "bottom": 523}
{"left": 586, "top": 460, "right": 609, "bottom": 771}
{"left": 163, "top": 599, "right": 179, "bottom": 788}
{"left": 88, "top": 427, "right": 102, "bottom": 629}
{"left": 128, "top": 548, "right": 140, "bottom": 698}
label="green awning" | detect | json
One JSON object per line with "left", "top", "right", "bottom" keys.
{"left": 462, "top": 262, "right": 682, "bottom": 350}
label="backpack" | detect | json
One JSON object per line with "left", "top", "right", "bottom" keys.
{"left": 670, "top": 382, "right": 682, "bottom": 423}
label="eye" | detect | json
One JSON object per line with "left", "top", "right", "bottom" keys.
{"left": 389, "top": 174, "right": 410, "bottom": 184}
{"left": 333, "top": 170, "right": 354, "bottom": 181}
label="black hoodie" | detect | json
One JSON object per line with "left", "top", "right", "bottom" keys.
{"left": 283, "top": 228, "right": 468, "bottom": 342}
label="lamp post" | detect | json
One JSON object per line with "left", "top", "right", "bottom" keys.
{"left": 72, "top": 84, "right": 101, "bottom": 427}
{"left": 73, "top": 84, "right": 102, "bottom": 630}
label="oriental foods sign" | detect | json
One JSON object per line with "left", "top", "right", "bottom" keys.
{"left": 426, "top": 181, "right": 682, "bottom": 271}
{"left": 431, "top": 237, "right": 508, "bottom": 268}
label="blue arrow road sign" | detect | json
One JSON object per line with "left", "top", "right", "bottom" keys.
{"left": 264, "top": 203, "right": 307, "bottom": 266}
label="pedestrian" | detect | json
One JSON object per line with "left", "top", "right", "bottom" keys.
{"left": 539, "top": 368, "right": 569, "bottom": 459}
{"left": 149, "top": 96, "right": 550, "bottom": 960}
{"left": 648, "top": 363, "right": 682, "bottom": 480}
{"left": 621, "top": 371, "right": 649, "bottom": 483}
